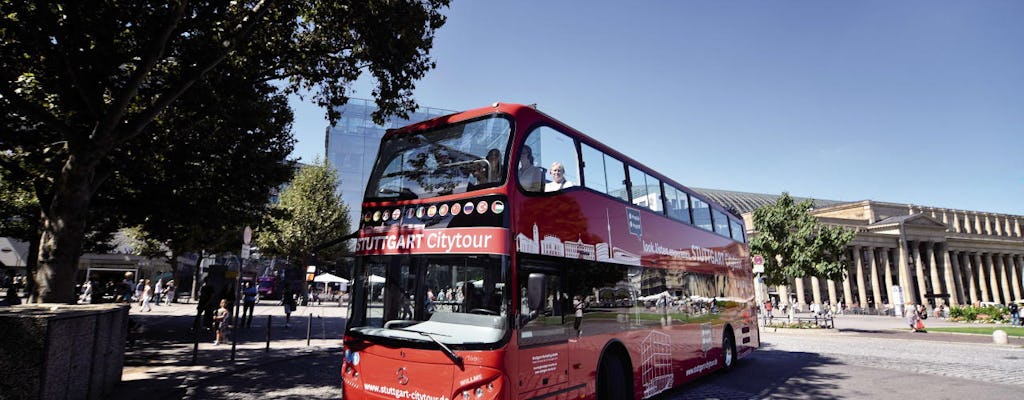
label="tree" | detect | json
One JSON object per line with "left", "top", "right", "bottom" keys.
{"left": 749, "top": 193, "right": 856, "bottom": 286}
{"left": 256, "top": 159, "right": 350, "bottom": 267}
{"left": 0, "top": 0, "right": 450, "bottom": 303}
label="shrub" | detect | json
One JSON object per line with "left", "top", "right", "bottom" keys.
{"left": 949, "top": 305, "right": 1007, "bottom": 322}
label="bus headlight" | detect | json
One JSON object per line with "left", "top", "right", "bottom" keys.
{"left": 344, "top": 349, "right": 361, "bottom": 366}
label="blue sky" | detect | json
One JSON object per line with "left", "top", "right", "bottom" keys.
{"left": 289, "top": 1, "right": 1024, "bottom": 216}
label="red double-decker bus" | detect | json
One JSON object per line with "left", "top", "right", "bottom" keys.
{"left": 341, "top": 103, "right": 758, "bottom": 399}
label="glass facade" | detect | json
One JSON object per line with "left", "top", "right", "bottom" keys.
{"left": 325, "top": 99, "right": 455, "bottom": 229}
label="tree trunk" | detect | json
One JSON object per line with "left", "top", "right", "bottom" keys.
{"left": 35, "top": 155, "right": 97, "bottom": 304}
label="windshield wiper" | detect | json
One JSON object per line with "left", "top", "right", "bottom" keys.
{"left": 416, "top": 331, "right": 463, "bottom": 367}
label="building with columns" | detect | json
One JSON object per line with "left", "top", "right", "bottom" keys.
{"left": 697, "top": 188, "right": 1024, "bottom": 312}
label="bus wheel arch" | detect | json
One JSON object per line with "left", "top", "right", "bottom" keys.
{"left": 596, "top": 340, "right": 634, "bottom": 400}
{"left": 719, "top": 325, "right": 737, "bottom": 373}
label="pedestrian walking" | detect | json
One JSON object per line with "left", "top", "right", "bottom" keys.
{"left": 140, "top": 279, "right": 153, "bottom": 312}
{"left": 163, "top": 279, "right": 175, "bottom": 305}
{"left": 1008, "top": 301, "right": 1020, "bottom": 326}
{"left": 153, "top": 278, "right": 164, "bottom": 306}
{"left": 192, "top": 278, "right": 214, "bottom": 332}
{"left": 573, "top": 295, "right": 585, "bottom": 336}
{"left": 282, "top": 288, "right": 297, "bottom": 328}
{"left": 241, "top": 281, "right": 257, "bottom": 328}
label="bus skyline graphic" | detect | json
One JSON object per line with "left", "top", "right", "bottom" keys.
{"left": 641, "top": 330, "right": 673, "bottom": 398}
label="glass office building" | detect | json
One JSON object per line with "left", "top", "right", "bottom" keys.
{"left": 326, "top": 98, "right": 455, "bottom": 229}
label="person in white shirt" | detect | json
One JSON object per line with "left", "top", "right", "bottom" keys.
{"left": 544, "top": 162, "right": 575, "bottom": 192}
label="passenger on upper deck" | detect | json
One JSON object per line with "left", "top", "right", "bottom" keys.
{"left": 518, "top": 145, "right": 544, "bottom": 192}
{"left": 544, "top": 161, "right": 575, "bottom": 192}
{"left": 472, "top": 148, "right": 502, "bottom": 185}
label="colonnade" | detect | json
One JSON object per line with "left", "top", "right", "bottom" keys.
{"left": 774, "top": 243, "right": 1024, "bottom": 311}
{"left": 928, "top": 209, "right": 1024, "bottom": 238}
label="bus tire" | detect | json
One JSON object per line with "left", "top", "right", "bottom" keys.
{"left": 597, "top": 351, "right": 632, "bottom": 400}
{"left": 719, "top": 328, "right": 736, "bottom": 373}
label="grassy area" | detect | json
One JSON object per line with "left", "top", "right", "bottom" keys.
{"left": 924, "top": 326, "right": 1024, "bottom": 337}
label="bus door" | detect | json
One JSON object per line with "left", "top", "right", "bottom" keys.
{"left": 515, "top": 263, "right": 572, "bottom": 397}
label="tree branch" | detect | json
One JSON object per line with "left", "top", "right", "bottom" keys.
{"left": 96, "top": 1, "right": 189, "bottom": 144}
{"left": 115, "top": 0, "right": 273, "bottom": 144}
{"left": 0, "top": 83, "right": 77, "bottom": 140}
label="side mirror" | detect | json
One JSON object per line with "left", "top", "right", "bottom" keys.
{"left": 528, "top": 273, "right": 547, "bottom": 313}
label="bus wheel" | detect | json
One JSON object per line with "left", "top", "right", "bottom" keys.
{"left": 597, "top": 352, "right": 631, "bottom": 400}
{"left": 720, "top": 330, "right": 736, "bottom": 372}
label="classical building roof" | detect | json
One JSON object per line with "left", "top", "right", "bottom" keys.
{"left": 692, "top": 187, "right": 850, "bottom": 215}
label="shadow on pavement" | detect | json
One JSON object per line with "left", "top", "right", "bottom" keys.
{"left": 655, "top": 348, "right": 844, "bottom": 400}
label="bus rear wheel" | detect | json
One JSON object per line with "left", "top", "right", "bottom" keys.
{"left": 597, "top": 352, "right": 631, "bottom": 400}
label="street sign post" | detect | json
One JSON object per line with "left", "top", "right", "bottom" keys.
{"left": 752, "top": 255, "right": 766, "bottom": 304}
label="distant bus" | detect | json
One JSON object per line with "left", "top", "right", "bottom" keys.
{"left": 341, "top": 103, "right": 758, "bottom": 399}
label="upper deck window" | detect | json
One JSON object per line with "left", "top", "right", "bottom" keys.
{"left": 365, "top": 116, "right": 511, "bottom": 200}
{"left": 691, "top": 197, "right": 713, "bottom": 231}
{"left": 519, "top": 126, "right": 580, "bottom": 193}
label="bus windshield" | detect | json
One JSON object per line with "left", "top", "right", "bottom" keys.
{"left": 364, "top": 115, "right": 511, "bottom": 200}
{"left": 347, "top": 254, "right": 509, "bottom": 347}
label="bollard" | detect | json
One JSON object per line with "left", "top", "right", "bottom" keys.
{"left": 993, "top": 329, "right": 1008, "bottom": 345}
{"left": 266, "top": 315, "right": 272, "bottom": 352}
{"left": 307, "top": 313, "right": 313, "bottom": 346}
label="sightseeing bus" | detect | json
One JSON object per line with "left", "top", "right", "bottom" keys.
{"left": 341, "top": 103, "right": 758, "bottom": 399}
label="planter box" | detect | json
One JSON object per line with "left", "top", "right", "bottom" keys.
{"left": 0, "top": 303, "right": 128, "bottom": 400}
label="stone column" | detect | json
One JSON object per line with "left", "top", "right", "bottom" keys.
{"left": 1006, "top": 254, "right": 1021, "bottom": 302}
{"left": 897, "top": 239, "right": 914, "bottom": 304}
{"left": 913, "top": 242, "right": 928, "bottom": 305}
{"left": 941, "top": 244, "right": 959, "bottom": 306}
{"left": 984, "top": 215, "right": 993, "bottom": 235}
{"left": 854, "top": 246, "right": 869, "bottom": 308}
{"left": 869, "top": 247, "right": 883, "bottom": 310}
{"left": 997, "top": 254, "right": 1012, "bottom": 303}
{"left": 953, "top": 213, "right": 962, "bottom": 233}
{"left": 810, "top": 276, "right": 822, "bottom": 307}
{"left": 842, "top": 265, "right": 855, "bottom": 309}
{"left": 1015, "top": 255, "right": 1024, "bottom": 299}
{"left": 777, "top": 284, "right": 789, "bottom": 307}
{"left": 826, "top": 278, "right": 838, "bottom": 307}
{"left": 994, "top": 216, "right": 1004, "bottom": 236}
{"left": 976, "top": 253, "right": 990, "bottom": 302}
{"left": 985, "top": 253, "right": 1000, "bottom": 304}
{"left": 883, "top": 248, "right": 895, "bottom": 304}
{"left": 927, "top": 242, "right": 944, "bottom": 306}
{"left": 974, "top": 213, "right": 983, "bottom": 235}
{"left": 1015, "top": 218, "right": 1022, "bottom": 237}
{"left": 949, "top": 250, "right": 966, "bottom": 306}
{"left": 794, "top": 277, "right": 806, "bottom": 310}
{"left": 964, "top": 253, "right": 978, "bottom": 304}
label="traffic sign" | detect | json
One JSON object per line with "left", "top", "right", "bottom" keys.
{"left": 752, "top": 254, "right": 765, "bottom": 273}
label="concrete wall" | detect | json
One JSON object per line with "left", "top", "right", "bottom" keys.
{"left": 0, "top": 303, "right": 128, "bottom": 400}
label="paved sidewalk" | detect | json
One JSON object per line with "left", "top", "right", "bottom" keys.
{"left": 109, "top": 299, "right": 348, "bottom": 400}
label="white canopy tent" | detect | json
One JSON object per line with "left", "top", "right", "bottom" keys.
{"left": 313, "top": 273, "right": 348, "bottom": 283}
{"left": 313, "top": 272, "right": 349, "bottom": 292}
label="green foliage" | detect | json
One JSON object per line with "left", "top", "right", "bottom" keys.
{"left": 765, "top": 320, "right": 826, "bottom": 329}
{"left": 256, "top": 160, "right": 351, "bottom": 264}
{"left": 949, "top": 305, "right": 1008, "bottom": 322}
{"left": 0, "top": 173, "right": 37, "bottom": 240}
{"left": 750, "top": 193, "right": 856, "bottom": 286}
